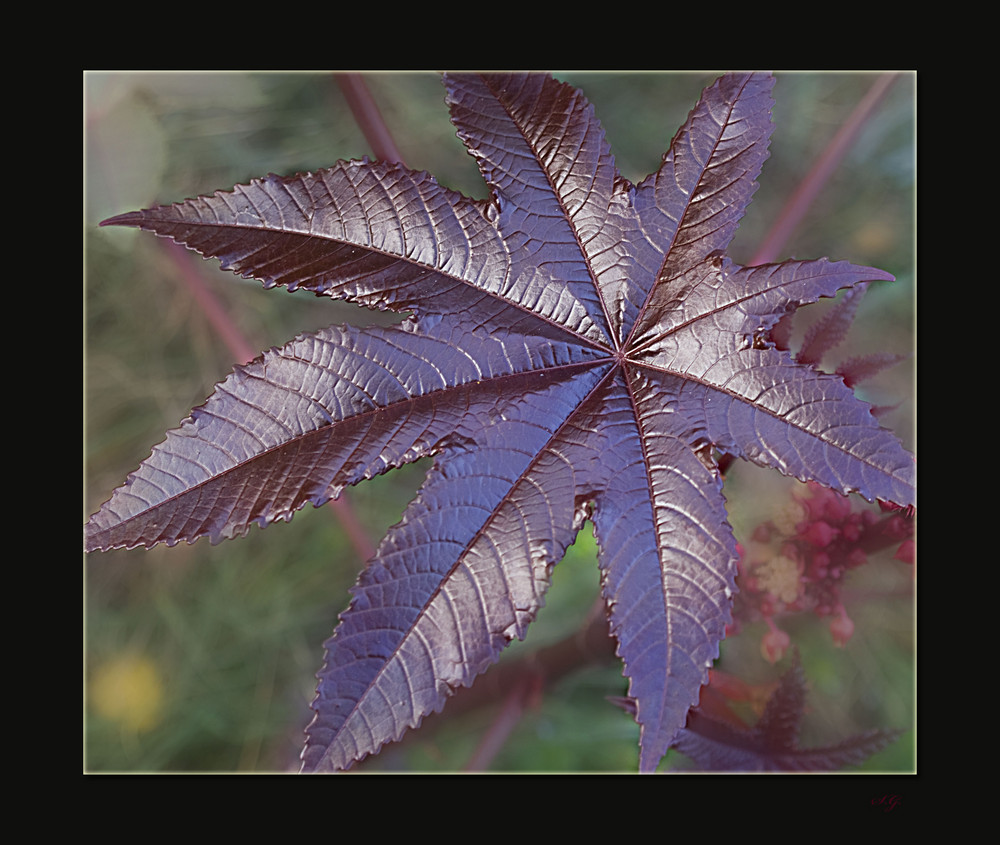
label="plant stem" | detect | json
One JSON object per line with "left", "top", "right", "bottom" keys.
{"left": 751, "top": 73, "right": 899, "bottom": 266}
{"left": 336, "top": 74, "right": 405, "bottom": 164}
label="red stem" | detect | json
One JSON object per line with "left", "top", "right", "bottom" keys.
{"left": 462, "top": 674, "right": 539, "bottom": 771}
{"left": 336, "top": 73, "right": 405, "bottom": 165}
{"left": 750, "top": 74, "right": 899, "bottom": 266}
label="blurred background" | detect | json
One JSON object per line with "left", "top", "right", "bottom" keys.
{"left": 84, "top": 71, "right": 915, "bottom": 773}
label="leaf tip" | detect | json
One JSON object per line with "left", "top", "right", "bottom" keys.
{"left": 99, "top": 211, "right": 143, "bottom": 228}
{"left": 871, "top": 269, "right": 895, "bottom": 284}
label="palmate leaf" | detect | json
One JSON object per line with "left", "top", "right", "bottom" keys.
{"left": 85, "top": 72, "right": 915, "bottom": 773}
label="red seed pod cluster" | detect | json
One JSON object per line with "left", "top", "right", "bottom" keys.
{"left": 734, "top": 482, "right": 914, "bottom": 661}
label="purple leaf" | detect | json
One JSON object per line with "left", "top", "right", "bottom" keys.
{"left": 797, "top": 285, "right": 865, "bottom": 366}
{"left": 672, "top": 654, "right": 903, "bottom": 771}
{"left": 86, "top": 72, "right": 914, "bottom": 773}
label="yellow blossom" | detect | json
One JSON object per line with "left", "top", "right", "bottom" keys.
{"left": 90, "top": 654, "right": 165, "bottom": 733}
{"left": 755, "top": 554, "right": 801, "bottom": 604}
{"left": 772, "top": 500, "right": 807, "bottom": 537}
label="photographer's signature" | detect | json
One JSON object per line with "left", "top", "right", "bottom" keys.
{"left": 871, "top": 794, "right": 901, "bottom": 813}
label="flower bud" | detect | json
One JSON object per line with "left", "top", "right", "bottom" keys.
{"left": 761, "top": 626, "right": 791, "bottom": 663}
{"left": 830, "top": 610, "right": 854, "bottom": 647}
{"left": 802, "top": 520, "right": 837, "bottom": 547}
{"left": 894, "top": 539, "right": 915, "bottom": 565}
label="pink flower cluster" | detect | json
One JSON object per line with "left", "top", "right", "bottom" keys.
{"left": 733, "top": 482, "right": 915, "bottom": 662}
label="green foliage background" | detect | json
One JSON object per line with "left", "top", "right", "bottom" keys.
{"left": 84, "top": 71, "right": 915, "bottom": 773}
